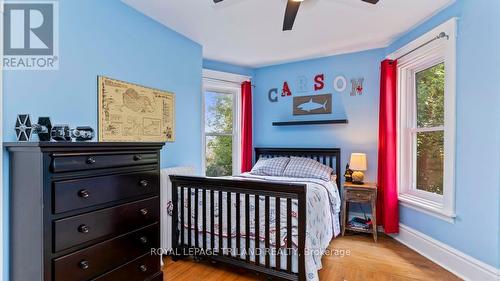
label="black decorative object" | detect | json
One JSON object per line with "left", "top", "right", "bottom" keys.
{"left": 71, "top": 126, "right": 95, "bottom": 141}
{"left": 15, "top": 114, "right": 52, "bottom": 141}
{"left": 344, "top": 163, "right": 353, "bottom": 182}
{"left": 51, "top": 125, "right": 72, "bottom": 141}
{"left": 272, "top": 119, "right": 348, "bottom": 126}
{"left": 51, "top": 125, "right": 95, "bottom": 142}
{"left": 15, "top": 115, "right": 95, "bottom": 142}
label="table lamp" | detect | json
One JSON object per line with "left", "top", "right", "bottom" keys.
{"left": 349, "top": 153, "right": 367, "bottom": 184}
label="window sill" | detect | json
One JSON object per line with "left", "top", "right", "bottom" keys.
{"left": 399, "top": 193, "right": 456, "bottom": 223}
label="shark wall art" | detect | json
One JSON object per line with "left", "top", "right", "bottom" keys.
{"left": 293, "top": 94, "right": 332, "bottom": 115}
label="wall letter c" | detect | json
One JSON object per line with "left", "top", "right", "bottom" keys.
{"left": 268, "top": 88, "right": 278, "bottom": 102}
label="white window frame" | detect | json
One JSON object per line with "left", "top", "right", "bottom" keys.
{"left": 0, "top": 2, "right": 4, "bottom": 279}
{"left": 389, "top": 18, "right": 457, "bottom": 223}
{"left": 201, "top": 69, "right": 249, "bottom": 176}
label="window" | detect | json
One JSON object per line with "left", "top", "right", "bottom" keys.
{"left": 394, "top": 19, "right": 457, "bottom": 222}
{"left": 202, "top": 69, "right": 248, "bottom": 177}
{"left": 415, "top": 62, "right": 445, "bottom": 195}
{"left": 204, "top": 90, "right": 235, "bottom": 176}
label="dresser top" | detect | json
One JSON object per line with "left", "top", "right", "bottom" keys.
{"left": 4, "top": 141, "right": 165, "bottom": 152}
{"left": 4, "top": 141, "right": 165, "bottom": 147}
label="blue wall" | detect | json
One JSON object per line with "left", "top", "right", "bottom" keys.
{"left": 253, "top": 49, "right": 384, "bottom": 183}
{"left": 253, "top": 0, "right": 500, "bottom": 269}
{"left": 2, "top": 0, "right": 203, "bottom": 279}
{"left": 386, "top": 0, "right": 500, "bottom": 268}
{"left": 203, "top": 59, "right": 255, "bottom": 77}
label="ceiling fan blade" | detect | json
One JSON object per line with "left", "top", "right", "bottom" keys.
{"left": 283, "top": 0, "right": 301, "bottom": 31}
{"left": 361, "top": 0, "right": 379, "bottom": 4}
{"left": 213, "top": 0, "right": 224, "bottom": 3}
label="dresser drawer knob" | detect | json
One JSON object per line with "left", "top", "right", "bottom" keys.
{"left": 79, "top": 260, "right": 89, "bottom": 270}
{"left": 139, "top": 180, "right": 149, "bottom": 187}
{"left": 86, "top": 156, "right": 96, "bottom": 165}
{"left": 78, "top": 224, "right": 90, "bottom": 234}
{"left": 140, "top": 208, "right": 149, "bottom": 216}
{"left": 139, "top": 236, "right": 148, "bottom": 244}
{"left": 133, "top": 154, "right": 142, "bottom": 161}
{"left": 139, "top": 265, "right": 148, "bottom": 272}
{"left": 78, "top": 189, "right": 90, "bottom": 198}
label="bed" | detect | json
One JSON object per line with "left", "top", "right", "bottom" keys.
{"left": 169, "top": 147, "right": 341, "bottom": 281}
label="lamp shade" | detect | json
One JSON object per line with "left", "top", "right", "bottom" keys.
{"left": 349, "top": 153, "right": 367, "bottom": 171}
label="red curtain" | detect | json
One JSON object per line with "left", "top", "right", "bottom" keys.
{"left": 377, "top": 59, "right": 399, "bottom": 234}
{"left": 241, "top": 81, "right": 253, "bottom": 173}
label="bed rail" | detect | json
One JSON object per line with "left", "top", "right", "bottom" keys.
{"left": 170, "top": 175, "right": 307, "bottom": 281}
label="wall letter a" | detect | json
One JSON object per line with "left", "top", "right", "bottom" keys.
{"left": 282, "top": 82, "right": 292, "bottom": 96}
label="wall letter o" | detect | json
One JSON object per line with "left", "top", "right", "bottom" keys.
{"left": 333, "top": 76, "right": 347, "bottom": 93}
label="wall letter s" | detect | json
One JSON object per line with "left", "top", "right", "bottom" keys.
{"left": 314, "top": 74, "right": 324, "bottom": 91}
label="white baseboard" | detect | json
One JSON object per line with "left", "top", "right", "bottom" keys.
{"left": 391, "top": 224, "right": 499, "bottom": 281}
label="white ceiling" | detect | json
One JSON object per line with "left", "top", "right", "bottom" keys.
{"left": 123, "top": 0, "right": 454, "bottom": 68}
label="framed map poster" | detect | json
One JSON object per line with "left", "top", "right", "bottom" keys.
{"left": 98, "top": 76, "right": 175, "bottom": 142}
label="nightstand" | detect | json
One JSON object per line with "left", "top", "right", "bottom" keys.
{"left": 341, "top": 182, "right": 378, "bottom": 242}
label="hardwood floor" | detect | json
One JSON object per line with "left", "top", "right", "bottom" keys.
{"left": 162, "top": 234, "right": 461, "bottom": 281}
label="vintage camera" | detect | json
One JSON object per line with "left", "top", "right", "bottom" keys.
{"left": 51, "top": 125, "right": 95, "bottom": 142}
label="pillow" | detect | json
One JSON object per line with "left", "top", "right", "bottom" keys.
{"left": 283, "top": 156, "right": 334, "bottom": 181}
{"left": 250, "top": 157, "right": 290, "bottom": 176}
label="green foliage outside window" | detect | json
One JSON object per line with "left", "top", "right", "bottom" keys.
{"left": 415, "top": 63, "right": 445, "bottom": 195}
{"left": 205, "top": 93, "right": 233, "bottom": 177}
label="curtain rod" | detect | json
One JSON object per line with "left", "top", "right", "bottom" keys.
{"left": 202, "top": 76, "right": 256, "bottom": 88}
{"left": 395, "top": 32, "right": 449, "bottom": 61}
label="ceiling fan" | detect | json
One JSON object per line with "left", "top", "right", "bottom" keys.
{"left": 213, "top": 0, "right": 380, "bottom": 31}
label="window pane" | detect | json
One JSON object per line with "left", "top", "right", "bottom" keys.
{"left": 416, "top": 130, "right": 444, "bottom": 195}
{"left": 416, "top": 63, "right": 445, "bottom": 128}
{"left": 205, "top": 91, "right": 233, "bottom": 134}
{"left": 206, "top": 135, "right": 233, "bottom": 177}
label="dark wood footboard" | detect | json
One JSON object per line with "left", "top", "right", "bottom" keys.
{"left": 170, "top": 176, "right": 307, "bottom": 281}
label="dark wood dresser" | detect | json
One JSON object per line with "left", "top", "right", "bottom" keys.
{"left": 5, "top": 142, "right": 165, "bottom": 281}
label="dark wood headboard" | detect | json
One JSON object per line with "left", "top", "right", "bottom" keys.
{"left": 254, "top": 147, "right": 341, "bottom": 187}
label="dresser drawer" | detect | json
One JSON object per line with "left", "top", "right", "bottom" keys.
{"left": 54, "top": 198, "right": 159, "bottom": 252}
{"left": 53, "top": 224, "right": 159, "bottom": 281}
{"left": 345, "top": 190, "right": 374, "bottom": 201}
{"left": 93, "top": 253, "right": 160, "bottom": 281}
{"left": 53, "top": 170, "right": 159, "bottom": 214}
{"left": 51, "top": 152, "right": 158, "bottom": 173}
{"left": 148, "top": 273, "right": 164, "bottom": 281}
